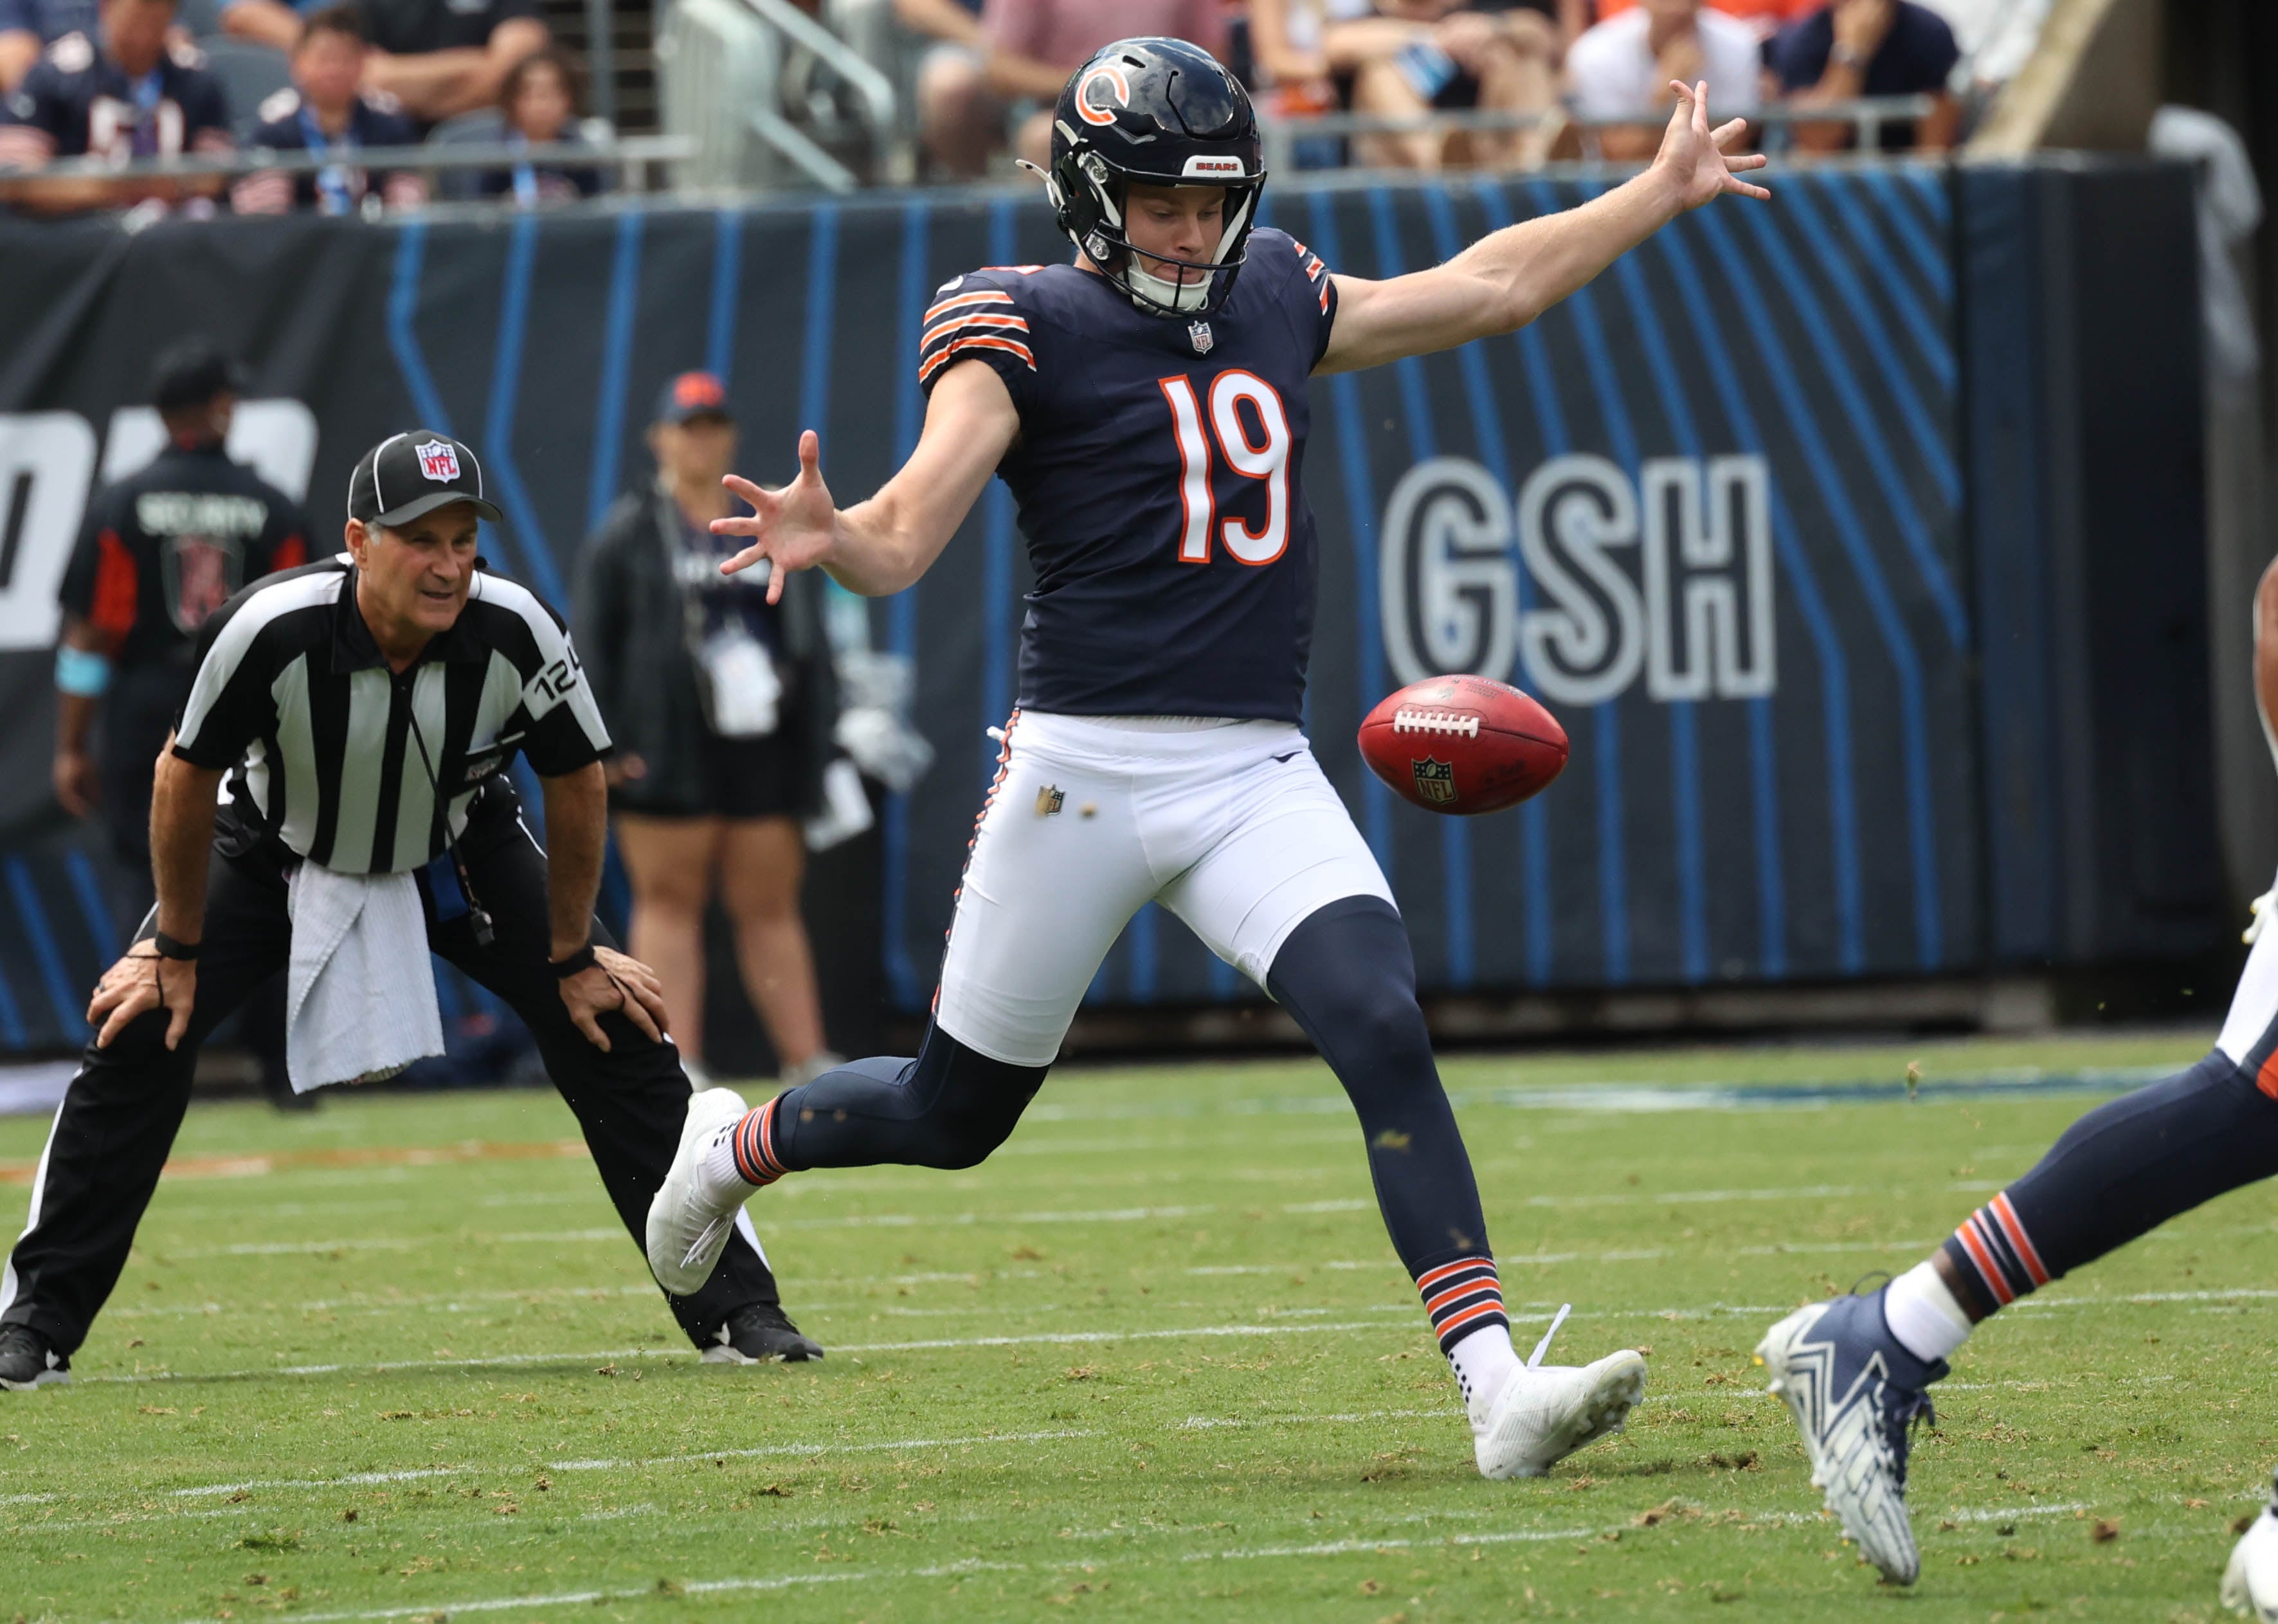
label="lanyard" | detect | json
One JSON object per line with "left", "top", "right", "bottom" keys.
{"left": 298, "top": 105, "right": 357, "bottom": 215}
{"left": 508, "top": 132, "right": 538, "bottom": 209}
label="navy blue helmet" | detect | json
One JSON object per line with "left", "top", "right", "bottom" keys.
{"left": 1042, "top": 37, "right": 1266, "bottom": 318}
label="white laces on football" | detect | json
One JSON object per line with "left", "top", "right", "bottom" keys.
{"left": 1526, "top": 1303, "right": 1573, "bottom": 1368}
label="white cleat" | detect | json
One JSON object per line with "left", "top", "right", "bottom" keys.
{"left": 2224, "top": 1494, "right": 2278, "bottom": 1619}
{"left": 645, "top": 1085, "right": 752, "bottom": 1296}
{"left": 1475, "top": 1307, "right": 1647, "bottom": 1480}
{"left": 1755, "top": 1292, "right": 1944, "bottom": 1585}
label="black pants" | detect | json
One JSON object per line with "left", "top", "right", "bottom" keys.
{"left": 0, "top": 788, "right": 781, "bottom": 1355}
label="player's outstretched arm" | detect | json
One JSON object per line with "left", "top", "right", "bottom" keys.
{"left": 714, "top": 361, "right": 1019, "bottom": 601}
{"left": 1316, "top": 80, "right": 1768, "bottom": 375}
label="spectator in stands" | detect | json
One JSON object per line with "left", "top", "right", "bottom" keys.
{"left": 477, "top": 42, "right": 599, "bottom": 203}
{"left": 1317, "top": 0, "right": 1573, "bottom": 170}
{"left": 575, "top": 374, "right": 844, "bottom": 1092}
{"left": 0, "top": 0, "right": 95, "bottom": 93}
{"left": 231, "top": 6, "right": 426, "bottom": 213}
{"left": 0, "top": 0, "right": 232, "bottom": 215}
{"left": 924, "top": 0, "right": 1225, "bottom": 173}
{"left": 218, "top": 0, "right": 545, "bottom": 126}
{"left": 1563, "top": 0, "right": 1760, "bottom": 161}
{"left": 1915, "top": 0, "right": 2044, "bottom": 98}
{"left": 1770, "top": 0, "right": 1958, "bottom": 150}
{"left": 885, "top": 0, "right": 1054, "bottom": 178}
{"left": 1582, "top": 0, "right": 1815, "bottom": 41}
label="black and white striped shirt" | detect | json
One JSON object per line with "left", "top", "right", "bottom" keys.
{"left": 172, "top": 557, "right": 611, "bottom": 875}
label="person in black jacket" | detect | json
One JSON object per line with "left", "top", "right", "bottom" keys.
{"left": 575, "top": 373, "right": 842, "bottom": 1090}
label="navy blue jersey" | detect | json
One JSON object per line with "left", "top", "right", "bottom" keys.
{"left": 0, "top": 33, "right": 231, "bottom": 167}
{"left": 919, "top": 227, "right": 1337, "bottom": 723}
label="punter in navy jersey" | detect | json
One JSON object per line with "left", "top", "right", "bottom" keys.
{"left": 930, "top": 228, "right": 1332, "bottom": 719}
{"left": 649, "top": 36, "right": 1769, "bottom": 1483}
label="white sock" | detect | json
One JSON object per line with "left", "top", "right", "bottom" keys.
{"left": 1448, "top": 1322, "right": 1520, "bottom": 1432}
{"left": 700, "top": 1119, "right": 758, "bottom": 1196}
{"left": 1883, "top": 1261, "right": 1974, "bottom": 1363}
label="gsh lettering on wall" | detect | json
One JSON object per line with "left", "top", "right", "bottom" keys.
{"left": 1379, "top": 453, "right": 1776, "bottom": 706}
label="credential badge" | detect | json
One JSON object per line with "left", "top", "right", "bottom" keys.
{"left": 415, "top": 439, "right": 462, "bottom": 483}
{"left": 1188, "top": 320, "right": 1214, "bottom": 355}
{"left": 1411, "top": 757, "right": 1456, "bottom": 806}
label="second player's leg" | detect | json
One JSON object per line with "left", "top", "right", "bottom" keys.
{"left": 443, "top": 814, "right": 786, "bottom": 1345}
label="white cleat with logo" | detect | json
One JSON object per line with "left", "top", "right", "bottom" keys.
{"left": 1474, "top": 1306, "right": 1648, "bottom": 1480}
{"left": 646, "top": 1085, "right": 752, "bottom": 1296}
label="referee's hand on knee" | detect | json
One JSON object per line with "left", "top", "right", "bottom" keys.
{"left": 88, "top": 947, "right": 195, "bottom": 1051}
{"left": 559, "top": 946, "right": 669, "bottom": 1052}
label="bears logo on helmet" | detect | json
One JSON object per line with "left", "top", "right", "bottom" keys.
{"left": 1075, "top": 63, "right": 1130, "bottom": 127}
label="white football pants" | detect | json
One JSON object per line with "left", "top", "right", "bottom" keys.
{"left": 932, "top": 711, "right": 1395, "bottom": 1067}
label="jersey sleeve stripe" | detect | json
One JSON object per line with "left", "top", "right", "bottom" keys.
{"left": 919, "top": 314, "right": 1031, "bottom": 352}
{"left": 925, "top": 290, "right": 1016, "bottom": 321}
{"left": 918, "top": 334, "right": 1037, "bottom": 384}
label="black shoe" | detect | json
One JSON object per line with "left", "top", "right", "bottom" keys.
{"left": 703, "top": 1301, "right": 824, "bottom": 1364}
{"left": 0, "top": 1324, "right": 69, "bottom": 1390}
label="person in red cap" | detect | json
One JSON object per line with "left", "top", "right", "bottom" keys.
{"left": 575, "top": 373, "right": 844, "bottom": 1093}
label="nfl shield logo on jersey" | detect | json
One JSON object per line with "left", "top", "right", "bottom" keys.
{"left": 1410, "top": 757, "right": 1456, "bottom": 805}
{"left": 1188, "top": 320, "right": 1214, "bottom": 355}
{"left": 416, "top": 439, "right": 461, "bottom": 482}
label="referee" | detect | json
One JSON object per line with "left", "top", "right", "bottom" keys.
{"left": 0, "top": 431, "right": 820, "bottom": 1390}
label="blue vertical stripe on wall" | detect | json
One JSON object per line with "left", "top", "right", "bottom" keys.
{"left": 480, "top": 215, "right": 568, "bottom": 606}
{"left": 63, "top": 847, "right": 115, "bottom": 959}
{"left": 1809, "top": 172, "right": 1952, "bottom": 391}
{"left": 707, "top": 207, "right": 745, "bottom": 383}
{"left": 1366, "top": 187, "right": 1470, "bottom": 987}
{"left": 1305, "top": 190, "right": 1393, "bottom": 872}
{"left": 1862, "top": 169, "right": 1949, "bottom": 298}
{"left": 881, "top": 199, "right": 932, "bottom": 1011}
{"left": 586, "top": 212, "right": 646, "bottom": 535}
{"left": 1470, "top": 181, "right": 1557, "bottom": 986}
{"left": 6, "top": 860, "right": 83, "bottom": 1041}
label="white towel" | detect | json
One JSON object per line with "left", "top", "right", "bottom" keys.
{"left": 284, "top": 862, "right": 446, "bottom": 1093}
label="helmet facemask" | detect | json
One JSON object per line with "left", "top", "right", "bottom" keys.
{"left": 1042, "top": 116, "right": 1264, "bottom": 316}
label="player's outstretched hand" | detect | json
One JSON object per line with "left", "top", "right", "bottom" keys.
{"left": 88, "top": 945, "right": 194, "bottom": 1051}
{"left": 1654, "top": 81, "right": 1770, "bottom": 210}
{"left": 713, "top": 429, "right": 838, "bottom": 605}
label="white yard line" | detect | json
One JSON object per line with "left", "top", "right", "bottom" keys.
{"left": 162, "top": 1490, "right": 2128, "bottom": 1624}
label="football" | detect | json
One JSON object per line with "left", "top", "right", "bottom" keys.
{"left": 1357, "top": 675, "right": 1569, "bottom": 816}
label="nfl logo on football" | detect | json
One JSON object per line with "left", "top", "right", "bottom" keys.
{"left": 1410, "top": 757, "right": 1456, "bottom": 805}
{"left": 416, "top": 439, "right": 461, "bottom": 482}
{"left": 1188, "top": 320, "right": 1214, "bottom": 354}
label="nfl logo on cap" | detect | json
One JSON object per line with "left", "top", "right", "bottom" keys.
{"left": 417, "top": 440, "right": 462, "bottom": 483}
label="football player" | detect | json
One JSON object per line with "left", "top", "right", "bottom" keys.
{"left": 1757, "top": 555, "right": 2278, "bottom": 1598}
{"left": 648, "top": 36, "right": 1767, "bottom": 1480}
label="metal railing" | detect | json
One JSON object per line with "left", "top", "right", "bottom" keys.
{"left": 656, "top": 0, "right": 894, "bottom": 194}
{"left": 0, "top": 136, "right": 697, "bottom": 195}
{"left": 1258, "top": 95, "right": 1941, "bottom": 176}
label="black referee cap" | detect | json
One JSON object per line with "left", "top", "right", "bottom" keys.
{"left": 348, "top": 431, "right": 504, "bottom": 528}
{"left": 150, "top": 338, "right": 247, "bottom": 412}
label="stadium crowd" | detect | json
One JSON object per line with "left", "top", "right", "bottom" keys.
{"left": 0, "top": 0, "right": 2048, "bottom": 214}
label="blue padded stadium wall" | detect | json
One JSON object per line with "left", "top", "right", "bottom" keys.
{"left": 0, "top": 161, "right": 2219, "bottom": 1051}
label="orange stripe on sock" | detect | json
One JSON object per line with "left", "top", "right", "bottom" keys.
{"left": 1955, "top": 1220, "right": 2013, "bottom": 1305}
{"left": 1424, "top": 1281, "right": 1499, "bottom": 1317}
{"left": 1416, "top": 1258, "right": 1494, "bottom": 1294}
{"left": 1991, "top": 1193, "right": 2050, "bottom": 1285}
{"left": 1435, "top": 1301, "right": 1506, "bottom": 1340}
{"left": 2257, "top": 1050, "right": 2278, "bottom": 1101}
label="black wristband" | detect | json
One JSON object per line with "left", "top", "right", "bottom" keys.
{"left": 550, "top": 943, "right": 598, "bottom": 980}
{"left": 152, "top": 931, "right": 201, "bottom": 961}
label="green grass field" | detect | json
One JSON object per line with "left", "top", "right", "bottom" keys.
{"left": 2, "top": 1029, "right": 2273, "bottom": 1622}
